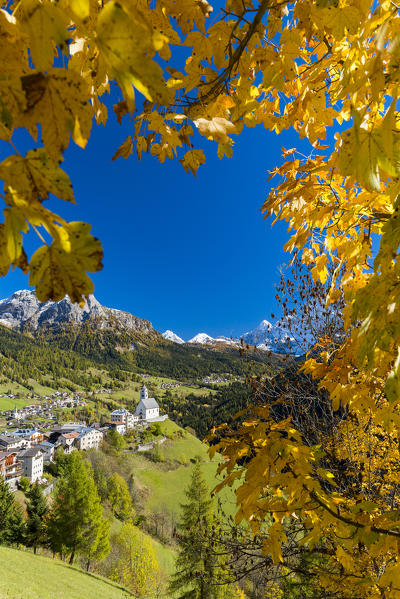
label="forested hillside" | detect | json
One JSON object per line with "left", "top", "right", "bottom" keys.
{"left": 160, "top": 382, "right": 254, "bottom": 439}
{"left": 0, "top": 323, "right": 276, "bottom": 392}
{"left": 0, "top": 325, "right": 103, "bottom": 392}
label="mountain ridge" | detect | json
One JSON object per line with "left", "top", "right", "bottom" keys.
{"left": 0, "top": 290, "right": 294, "bottom": 354}
{"left": 0, "top": 290, "right": 155, "bottom": 336}
{"left": 166, "top": 320, "right": 294, "bottom": 353}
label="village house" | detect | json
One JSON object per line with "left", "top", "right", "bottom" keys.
{"left": 74, "top": 427, "right": 103, "bottom": 450}
{"left": 110, "top": 421, "right": 126, "bottom": 435}
{"left": 48, "top": 424, "right": 103, "bottom": 453}
{"left": 0, "top": 433, "right": 30, "bottom": 451}
{"left": 19, "top": 447, "right": 43, "bottom": 483}
{"left": 36, "top": 441, "right": 55, "bottom": 462}
{"left": 135, "top": 385, "right": 160, "bottom": 421}
{"left": 0, "top": 451, "right": 22, "bottom": 490}
{"left": 58, "top": 431, "right": 79, "bottom": 453}
{"left": 110, "top": 408, "right": 139, "bottom": 430}
{"left": 13, "top": 428, "right": 43, "bottom": 445}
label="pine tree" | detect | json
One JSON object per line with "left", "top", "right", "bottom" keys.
{"left": 48, "top": 451, "right": 110, "bottom": 565}
{"left": 25, "top": 483, "right": 49, "bottom": 554}
{"left": 8, "top": 502, "right": 25, "bottom": 547}
{"left": 0, "top": 476, "right": 24, "bottom": 546}
{"left": 170, "top": 463, "right": 225, "bottom": 599}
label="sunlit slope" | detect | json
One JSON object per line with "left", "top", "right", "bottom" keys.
{"left": 132, "top": 420, "right": 237, "bottom": 519}
{"left": 0, "top": 547, "right": 132, "bottom": 599}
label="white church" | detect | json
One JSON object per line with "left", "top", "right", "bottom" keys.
{"left": 110, "top": 384, "right": 166, "bottom": 435}
{"left": 134, "top": 385, "right": 161, "bottom": 421}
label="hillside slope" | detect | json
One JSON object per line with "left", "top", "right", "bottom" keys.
{"left": 0, "top": 547, "right": 132, "bottom": 599}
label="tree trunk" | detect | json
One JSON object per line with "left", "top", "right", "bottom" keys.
{"left": 33, "top": 546, "right": 37, "bottom": 555}
{"left": 69, "top": 550, "right": 75, "bottom": 565}
{"left": 86, "top": 559, "right": 91, "bottom": 572}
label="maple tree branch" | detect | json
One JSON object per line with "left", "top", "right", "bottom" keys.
{"left": 310, "top": 491, "right": 400, "bottom": 538}
{"left": 182, "top": 0, "right": 270, "bottom": 108}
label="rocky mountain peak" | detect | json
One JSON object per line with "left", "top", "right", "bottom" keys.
{"left": 0, "top": 290, "right": 154, "bottom": 334}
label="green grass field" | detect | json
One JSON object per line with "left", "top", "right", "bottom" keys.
{"left": 131, "top": 420, "right": 237, "bottom": 519}
{"left": 0, "top": 373, "right": 214, "bottom": 414}
{"left": 152, "top": 537, "right": 176, "bottom": 577}
{"left": 108, "top": 378, "right": 212, "bottom": 406}
{"left": 0, "top": 396, "right": 37, "bottom": 411}
{"left": 157, "top": 419, "right": 209, "bottom": 463}
{"left": 135, "top": 460, "right": 236, "bottom": 519}
{"left": 0, "top": 547, "right": 132, "bottom": 599}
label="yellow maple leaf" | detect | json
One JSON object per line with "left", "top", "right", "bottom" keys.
{"left": 194, "top": 117, "right": 236, "bottom": 144}
{"left": 0, "top": 149, "right": 74, "bottom": 203}
{"left": 96, "top": 1, "right": 169, "bottom": 110}
{"left": 112, "top": 136, "right": 133, "bottom": 161}
{"left": 29, "top": 221, "right": 103, "bottom": 304}
{"left": 179, "top": 149, "right": 205, "bottom": 176}
{"left": 20, "top": 0, "right": 69, "bottom": 70}
{"left": 20, "top": 69, "right": 92, "bottom": 160}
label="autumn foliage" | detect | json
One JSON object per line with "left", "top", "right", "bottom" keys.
{"left": 3, "top": 0, "right": 400, "bottom": 595}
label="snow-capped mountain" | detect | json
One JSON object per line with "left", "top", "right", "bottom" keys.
{"left": 0, "top": 290, "right": 295, "bottom": 354}
{"left": 186, "top": 332, "right": 239, "bottom": 347}
{"left": 241, "top": 319, "right": 295, "bottom": 352}
{"left": 241, "top": 319, "right": 274, "bottom": 346}
{"left": 0, "top": 290, "right": 154, "bottom": 334}
{"left": 188, "top": 333, "right": 215, "bottom": 344}
{"left": 162, "top": 330, "right": 184, "bottom": 344}
{"left": 182, "top": 319, "right": 295, "bottom": 353}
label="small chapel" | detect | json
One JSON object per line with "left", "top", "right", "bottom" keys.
{"left": 134, "top": 384, "right": 160, "bottom": 421}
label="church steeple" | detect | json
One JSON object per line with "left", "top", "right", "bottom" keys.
{"left": 140, "top": 384, "right": 148, "bottom": 401}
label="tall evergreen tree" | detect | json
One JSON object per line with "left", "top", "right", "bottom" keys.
{"left": 0, "top": 476, "right": 24, "bottom": 546}
{"left": 8, "top": 502, "right": 25, "bottom": 547}
{"left": 48, "top": 451, "right": 110, "bottom": 565}
{"left": 170, "top": 463, "right": 225, "bottom": 599}
{"left": 25, "top": 483, "right": 49, "bottom": 554}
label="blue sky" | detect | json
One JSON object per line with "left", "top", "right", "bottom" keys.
{"left": 1, "top": 107, "right": 306, "bottom": 341}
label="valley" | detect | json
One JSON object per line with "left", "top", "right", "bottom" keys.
{"left": 0, "top": 290, "right": 281, "bottom": 598}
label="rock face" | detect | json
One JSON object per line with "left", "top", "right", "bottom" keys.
{"left": 242, "top": 320, "right": 274, "bottom": 346}
{"left": 0, "top": 290, "right": 154, "bottom": 334}
{"left": 0, "top": 290, "right": 295, "bottom": 353}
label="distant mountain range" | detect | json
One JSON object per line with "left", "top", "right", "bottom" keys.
{"left": 0, "top": 290, "right": 293, "bottom": 354}
{"left": 163, "top": 319, "right": 294, "bottom": 353}
{"left": 0, "top": 290, "right": 280, "bottom": 383}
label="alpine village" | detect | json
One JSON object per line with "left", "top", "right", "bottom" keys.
{"left": 0, "top": 290, "right": 288, "bottom": 599}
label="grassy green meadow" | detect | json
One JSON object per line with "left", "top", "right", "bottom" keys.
{"left": 130, "top": 420, "right": 237, "bottom": 519}
{"left": 0, "top": 547, "right": 132, "bottom": 599}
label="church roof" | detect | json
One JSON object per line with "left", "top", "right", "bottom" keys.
{"left": 138, "top": 397, "right": 159, "bottom": 410}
